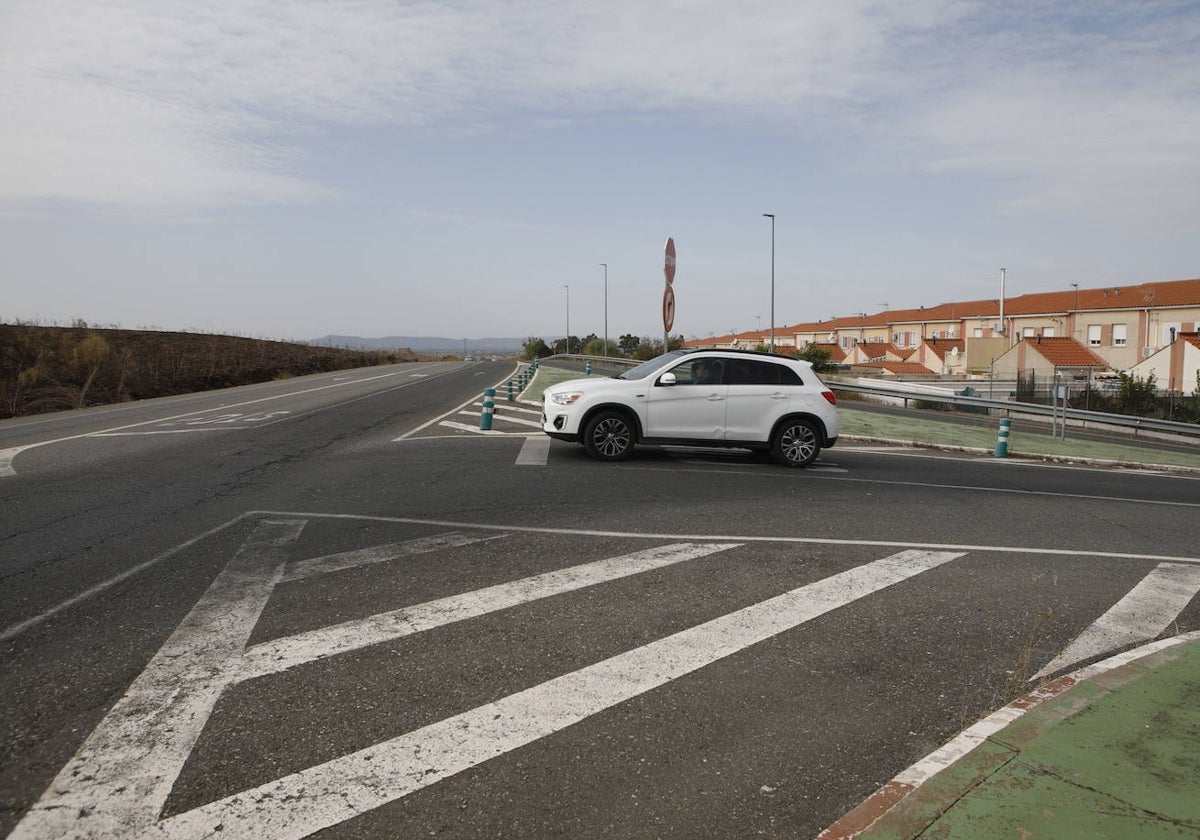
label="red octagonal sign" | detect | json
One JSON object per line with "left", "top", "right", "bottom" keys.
{"left": 664, "top": 237, "right": 676, "bottom": 286}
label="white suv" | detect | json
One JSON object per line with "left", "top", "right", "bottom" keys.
{"left": 541, "top": 349, "right": 838, "bottom": 466}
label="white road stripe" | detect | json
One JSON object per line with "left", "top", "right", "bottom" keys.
{"left": 440, "top": 420, "right": 509, "bottom": 435}
{"left": 1032, "top": 561, "right": 1200, "bottom": 678}
{"left": 239, "top": 542, "right": 739, "bottom": 680}
{"left": 516, "top": 435, "right": 551, "bottom": 465}
{"left": 160, "top": 549, "right": 963, "bottom": 840}
{"left": 11, "top": 519, "right": 306, "bottom": 840}
{"left": 284, "top": 532, "right": 508, "bottom": 582}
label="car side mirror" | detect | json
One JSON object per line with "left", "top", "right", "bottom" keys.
{"left": 657, "top": 372, "right": 677, "bottom": 386}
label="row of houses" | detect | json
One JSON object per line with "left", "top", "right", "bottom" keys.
{"left": 684, "top": 277, "right": 1200, "bottom": 393}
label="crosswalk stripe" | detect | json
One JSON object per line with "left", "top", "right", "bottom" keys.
{"left": 239, "top": 541, "right": 740, "bottom": 680}
{"left": 160, "top": 549, "right": 963, "bottom": 840}
{"left": 1033, "top": 561, "right": 1200, "bottom": 678}
{"left": 10, "top": 519, "right": 307, "bottom": 840}
{"left": 516, "top": 435, "right": 551, "bottom": 465}
{"left": 284, "top": 533, "right": 507, "bottom": 582}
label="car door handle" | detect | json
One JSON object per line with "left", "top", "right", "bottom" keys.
{"left": 706, "top": 394, "right": 724, "bottom": 401}
{"left": 770, "top": 393, "right": 788, "bottom": 399}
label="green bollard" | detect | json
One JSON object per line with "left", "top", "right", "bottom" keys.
{"left": 480, "top": 387, "right": 496, "bottom": 430}
{"left": 994, "top": 417, "right": 1011, "bottom": 457}
{"left": 586, "top": 360, "right": 592, "bottom": 375}
{"left": 506, "top": 380, "right": 514, "bottom": 401}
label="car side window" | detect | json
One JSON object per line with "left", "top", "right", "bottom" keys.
{"left": 725, "top": 359, "right": 803, "bottom": 386}
{"left": 669, "top": 359, "right": 724, "bottom": 385}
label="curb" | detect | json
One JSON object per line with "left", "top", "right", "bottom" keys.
{"left": 817, "top": 630, "right": 1200, "bottom": 839}
{"left": 839, "top": 434, "right": 1200, "bottom": 476}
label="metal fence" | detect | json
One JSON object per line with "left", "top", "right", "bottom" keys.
{"left": 828, "top": 379, "right": 1200, "bottom": 439}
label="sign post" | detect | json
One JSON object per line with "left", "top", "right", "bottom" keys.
{"left": 663, "top": 237, "right": 676, "bottom": 350}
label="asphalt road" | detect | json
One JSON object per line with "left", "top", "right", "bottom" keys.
{"left": 2, "top": 361, "right": 1198, "bottom": 839}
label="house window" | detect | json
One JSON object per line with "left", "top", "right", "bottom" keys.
{"left": 973, "top": 328, "right": 983, "bottom": 338}
{"left": 1023, "top": 327, "right": 1035, "bottom": 337}
{"left": 1087, "top": 324, "right": 1102, "bottom": 346}
{"left": 1044, "top": 327, "right": 1055, "bottom": 337}
{"left": 1113, "top": 324, "right": 1127, "bottom": 347}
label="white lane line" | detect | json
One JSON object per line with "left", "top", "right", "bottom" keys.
{"left": 394, "top": 366, "right": 522, "bottom": 441}
{"left": 161, "top": 549, "right": 963, "bottom": 840}
{"left": 240, "top": 542, "right": 739, "bottom": 680}
{"left": 627, "top": 465, "right": 1200, "bottom": 509}
{"left": 0, "top": 366, "right": 447, "bottom": 477}
{"left": 10, "top": 519, "right": 306, "bottom": 840}
{"left": 439, "top": 420, "right": 509, "bottom": 435}
{"left": 284, "top": 532, "right": 508, "bottom": 582}
{"left": 88, "top": 429, "right": 227, "bottom": 436}
{"left": 516, "top": 435, "right": 551, "bottom": 466}
{"left": 469, "top": 401, "right": 543, "bottom": 426}
{"left": 0, "top": 514, "right": 254, "bottom": 643}
{"left": 1032, "top": 562, "right": 1200, "bottom": 679}
{"left": 246, "top": 510, "right": 1200, "bottom": 565}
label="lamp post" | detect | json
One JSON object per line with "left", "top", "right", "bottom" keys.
{"left": 562, "top": 284, "right": 570, "bottom": 355}
{"left": 762, "top": 213, "right": 775, "bottom": 352}
{"left": 599, "top": 263, "right": 608, "bottom": 357}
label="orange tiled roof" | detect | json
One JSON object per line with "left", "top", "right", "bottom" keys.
{"left": 1180, "top": 332, "right": 1200, "bottom": 351}
{"left": 922, "top": 338, "right": 966, "bottom": 360}
{"left": 1022, "top": 337, "right": 1108, "bottom": 367}
{"left": 856, "top": 361, "right": 936, "bottom": 375}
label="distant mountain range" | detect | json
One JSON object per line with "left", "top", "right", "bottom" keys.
{"left": 308, "top": 335, "right": 527, "bottom": 354}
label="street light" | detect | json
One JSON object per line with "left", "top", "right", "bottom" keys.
{"left": 563, "top": 284, "right": 570, "bottom": 355}
{"left": 762, "top": 213, "right": 775, "bottom": 352}
{"left": 599, "top": 263, "right": 608, "bottom": 357}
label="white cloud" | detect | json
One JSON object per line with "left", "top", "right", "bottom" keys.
{"left": 1, "top": 0, "right": 1197, "bottom": 228}
{"left": 897, "top": 2, "right": 1200, "bottom": 229}
{"left": 0, "top": 0, "right": 958, "bottom": 210}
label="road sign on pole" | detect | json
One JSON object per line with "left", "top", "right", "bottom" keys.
{"left": 663, "top": 237, "right": 677, "bottom": 347}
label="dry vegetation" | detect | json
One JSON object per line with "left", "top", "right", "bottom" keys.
{"left": 0, "top": 324, "right": 425, "bottom": 418}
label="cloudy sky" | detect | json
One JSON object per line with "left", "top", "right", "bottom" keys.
{"left": 2, "top": 1, "right": 1198, "bottom": 343}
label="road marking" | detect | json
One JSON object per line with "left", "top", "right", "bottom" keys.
{"left": 10, "top": 519, "right": 306, "bottom": 840}
{"left": 439, "top": 420, "right": 510, "bottom": 435}
{"left": 393, "top": 369, "right": 521, "bottom": 440}
{"left": 158, "top": 549, "right": 962, "bottom": 840}
{"left": 284, "top": 532, "right": 507, "bottom": 582}
{"left": 626, "top": 464, "right": 1200, "bottom": 509}
{"left": 0, "top": 514, "right": 254, "bottom": 643}
{"left": 516, "top": 435, "right": 551, "bottom": 465}
{"left": 250, "top": 510, "right": 1200, "bottom": 565}
{"left": 0, "top": 365, "right": 451, "bottom": 477}
{"left": 1032, "top": 562, "right": 1200, "bottom": 678}
{"left": 240, "top": 541, "right": 739, "bottom": 679}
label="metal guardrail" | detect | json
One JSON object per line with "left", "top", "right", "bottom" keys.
{"left": 830, "top": 380, "right": 1200, "bottom": 438}
{"left": 542, "top": 354, "right": 639, "bottom": 369}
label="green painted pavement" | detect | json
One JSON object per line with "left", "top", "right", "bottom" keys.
{"left": 863, "top": 641, "right": 1200, "bottom": 839}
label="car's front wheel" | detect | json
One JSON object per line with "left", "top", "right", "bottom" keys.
{"left": 771, "top": 418, "right": 820, "bottom": 467}
{"left": 582, "top": 410, "right": 635, "bottom": 461}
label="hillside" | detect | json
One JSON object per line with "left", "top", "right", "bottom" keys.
{"left": 0, "top": 325, "right": 424, "bottom": 418}
{"left": 310, "top": 335, "right": 525, "bottom": 354}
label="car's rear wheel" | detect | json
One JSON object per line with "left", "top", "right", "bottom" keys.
{"left": 771, "top": 418, "right": 820, "bottom": 467}
{"left": 583, "top": 410, "right": 635, "bottom": 461}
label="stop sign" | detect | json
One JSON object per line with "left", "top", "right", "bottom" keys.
{"left": 664, "top": 237, "right": 676, "bottom": 286}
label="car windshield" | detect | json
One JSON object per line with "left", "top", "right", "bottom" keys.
{"left": 614, "top": 350, "right": 690, "bottom": 380}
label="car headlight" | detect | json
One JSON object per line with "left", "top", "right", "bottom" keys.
{"left": 550, "top": 391, "right": 583, "bottom": 406}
